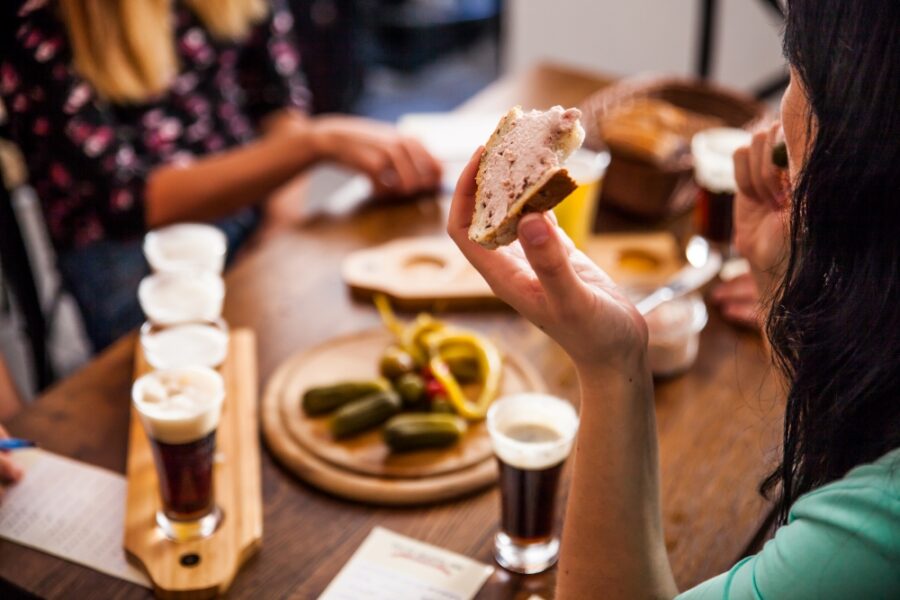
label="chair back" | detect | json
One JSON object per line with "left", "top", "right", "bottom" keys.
{"left": 0, "top": 160, "right": 55, "bottom": 392}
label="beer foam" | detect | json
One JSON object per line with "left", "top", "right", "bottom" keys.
{"left": 132, "top": 367, "right": 224, "bottom": 444}
{"left": 144, "top": 223, "right": 227, "bottom": 274}
{"left": 138, "top": 271, "right": 224, "bottom": 325}
{"left": 487, "top": 394, "right": 579, "bottom": 470}
{"left": 141, "top": 322, "right": 229, "bottom": 369}
{"left": 691, "top": 128, "right": 752, "bottom": 194}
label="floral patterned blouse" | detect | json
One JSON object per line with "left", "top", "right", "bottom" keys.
{"left": 1, "top": 0, "right": 310, "bottom": 251}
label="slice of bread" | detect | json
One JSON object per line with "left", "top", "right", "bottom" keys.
{"left": 468, "top": 105, "right": 585, "bottom": 249}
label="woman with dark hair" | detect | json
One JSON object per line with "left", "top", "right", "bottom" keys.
{"left": 449, "top": 0, "right": 899, "bottom": 597}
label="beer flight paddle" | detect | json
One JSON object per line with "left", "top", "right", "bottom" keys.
{"left": 124, "top": 329, "right": 262, "bottom": 598}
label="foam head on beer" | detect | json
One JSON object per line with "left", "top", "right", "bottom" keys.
{"left": 138, "top": 271, "right": 225, "bottom": 325}
{"left": 487, "top": 393, "right": 579, "bottom": 470}
{"left": 132, "top": 366, "right": 224, "bottom": 445}
{"left": 691, "top": 127, "right": 753, "bottom": 194}
{"left": 143, "top": 223, "right": 227, "bottom": 274}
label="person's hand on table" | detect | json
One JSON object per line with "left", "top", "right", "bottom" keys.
{"left": 311, "top": 115, "right": 442, "bottom": 199}
{"left": 733, "top": 121, "right": 792, "bottom": 296}
{"left": 0, "top": 424, "right": 24, "bottom": 502}
{"left": 711, "top": 272, "right": 764, "bottom": 331}
{"left": 447, "top": 147, "right": 648, "bottom": 376}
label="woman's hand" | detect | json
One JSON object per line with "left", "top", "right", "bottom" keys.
{"left": 0, "top": 424, "right": 23, "bottom": 502}
{"left": 311, "top": 116, "right": 442, "bottom": 198}
{"left": 448, "top": 148, "right": 648, "bottom": 373}
{"left": 733, "top": 122, "right": 792, "bottom": 295}
{"left": 711, "top": 272, "right": 764, "bottom": 331}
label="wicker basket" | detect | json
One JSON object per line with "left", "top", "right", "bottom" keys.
{"left": 580, "top": 76, "right": 768, "bottom": 220}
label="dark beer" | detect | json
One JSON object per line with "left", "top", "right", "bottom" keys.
{"left": 149, "top": 431, "right": 216, "bottom": 520}
{"left": 498, "top": 453, "right": 564, "bottom": 542}
{"left": 133, "top": 366, "right": 224, "bottom": 540}
{"left": 488, "top": 395, "right": 578, "bottom": 574}
{"left": 691, "top": 128, "right": 752, "bottom": 251}
{"left": 695, "top": 189, "right": 734, "bottom": 245}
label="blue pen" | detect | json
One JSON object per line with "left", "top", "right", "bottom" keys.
{"left": 0, "top": 438, "right": 36, "bottom": 451}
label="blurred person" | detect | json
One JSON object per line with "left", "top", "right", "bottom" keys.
{"left": 1, "top": 0, "right": 440, "bottom": 351}
{"left": 449, "top": 0, "right": 899, "bottom": 597}
{"left": 0, "top": 424, "right": 24, "bottom": 502}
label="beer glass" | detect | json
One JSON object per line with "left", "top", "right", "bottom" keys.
{"left": 487, "top": 393, "right": 579, "bottom": 574}
{"left": 132, "top": 366, "right": 225, "bottom": 541}
{"left": 140, "top": 318, "right": 230, "bottom": 370}
{"left": 553, "top": 148, "right": 610, "bottom": 249}
{"left": 137, "top": 271, "right": 225, "bottom": 326}
{"left": 143, "top": 223, "right": 227, "bottom": 274}
{"left": 691, "top": 128, "right": 752, "bottom": 254}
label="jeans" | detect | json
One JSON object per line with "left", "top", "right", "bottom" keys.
{"left": 57, "top": 208, "right": 260, "bottom": 353}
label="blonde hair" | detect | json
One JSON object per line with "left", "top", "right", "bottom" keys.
{"left": 59, "top": 0, "right": 268, "bottom": 104}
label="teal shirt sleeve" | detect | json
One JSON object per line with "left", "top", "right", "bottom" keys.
{"left": 677, "top": 448, "right": 900, "bottom": 600}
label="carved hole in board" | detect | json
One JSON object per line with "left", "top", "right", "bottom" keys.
{"left": 402, "top": 254, "right": 448, "bottom": 276}
{"left": 180, "top": 553, "right": 201, "bottom": 567}
{"left": 617, "top": 248, "right": 663, "bottom": 274}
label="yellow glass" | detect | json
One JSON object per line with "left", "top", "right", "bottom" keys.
{"left": 553, "top": 148, "right": 610, "bottom": 248}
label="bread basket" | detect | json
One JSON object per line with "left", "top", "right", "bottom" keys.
{"left": 580, "top": 76, "right": 768, "bottom": 220}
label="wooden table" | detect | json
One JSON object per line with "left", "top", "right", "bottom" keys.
{"left": 1, "top": 63, "right": 783, "bottom": 599}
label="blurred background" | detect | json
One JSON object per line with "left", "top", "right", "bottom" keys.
{"left": 0, "top": 0, "right": 785, "bottom": 401}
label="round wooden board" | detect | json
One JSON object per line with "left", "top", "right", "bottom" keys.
{"left": 276, "top": 328, "right": 542, "bottom": 479}
{"left": 260, "top": 328, "right": 546, "bottom": 505}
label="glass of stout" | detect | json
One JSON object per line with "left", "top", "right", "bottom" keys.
{"left": 487, "top": 393, "right": 579, "bottom": 574}
{"left": 132, "top": 366, "right": 225, "bottom": 541}
{"left": 691, "top": 127, "right": 753, "bottom": 256}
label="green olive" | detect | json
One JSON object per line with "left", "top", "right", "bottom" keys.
{"left": 394, "top": 373, "right": 426, "bottom": 407}
{"left": 379, "top": 346, "right": 416, "bottom": 379}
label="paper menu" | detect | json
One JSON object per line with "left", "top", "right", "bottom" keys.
{"left": 0, "top": 448, "right": 150, "bottom": 588}
{"left": 397, "top": 112, "right": 506, "bottom": 163}
{"left": 398, "top": 112, "right": 505, "bottom": 192}
{"left": 319, "top": 527, "right": 494, "bottom": 600}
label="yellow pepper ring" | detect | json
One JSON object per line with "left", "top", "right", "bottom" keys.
{"left": 426, "top": 332, "right": 502, "bottom": 421}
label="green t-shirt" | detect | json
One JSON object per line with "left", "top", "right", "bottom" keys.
{"left": 678, "top": 447, "right": 900, "bottom": 599}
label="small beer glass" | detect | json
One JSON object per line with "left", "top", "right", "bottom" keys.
{"left": 691, "top": 127, "right": 752, "bottom": 255}
{"left": 132, "top": 366, "right": 225, "bottom": 541}
{"left": 487, "top": 393, "right": 579, "bottom": 574}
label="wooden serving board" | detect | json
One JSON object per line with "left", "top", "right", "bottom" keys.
{"left": 343, "top": 234, "right": 683, "bottom": 311}
{"left": 584, "top": 232, "right": 683, "bottom": 289}
{"left": 261, "top": 328, "right": 546, "bottom": 505}
{"left": 125, "top": 330, "right": 262, "bottom": 599}
{"left": 341, "top": 236, "right": 505, "bottom": 311}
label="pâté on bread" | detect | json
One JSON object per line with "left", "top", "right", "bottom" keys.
{"left": 468, "top": 105, "right": 585, "bottom": 249}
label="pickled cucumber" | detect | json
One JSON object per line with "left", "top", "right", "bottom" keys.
{"left": 302, "top": 380, "right": 388, "bottom": 416}
{"left": 330, "top": 391, "right": 402, "bottom": 438}
{"left": 383, "top": 413, "right": 467, "bottom": 452}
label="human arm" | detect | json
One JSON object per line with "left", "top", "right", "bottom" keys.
{"left": 447, "top": 149, "right": 678, "bottom": 599}
{"left": 146, "top": 114, "right": 442, "bottom": 226}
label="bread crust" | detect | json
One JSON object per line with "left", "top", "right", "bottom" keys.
{"left": 468, "top": 107, "right": 580, "bottom": 249}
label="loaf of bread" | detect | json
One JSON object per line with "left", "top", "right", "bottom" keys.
{"left": 468, "top": 106, "right": 584, "bottom": 249}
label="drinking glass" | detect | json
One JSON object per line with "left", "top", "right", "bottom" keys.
{"left": 553, "top": 148, "right": 610, "bottom": 248}
{"left": 487, "top": 393, "right": 579, "bottom": 574}
{"left": 132, "top": 366, "right": 225, "bottom": 541}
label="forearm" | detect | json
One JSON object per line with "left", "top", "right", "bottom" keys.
{"left": 557, "top": 362, "right": 677, "bottom": 600}
{"left": 145, "top": 120, "right": 319, "bottom": 228}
